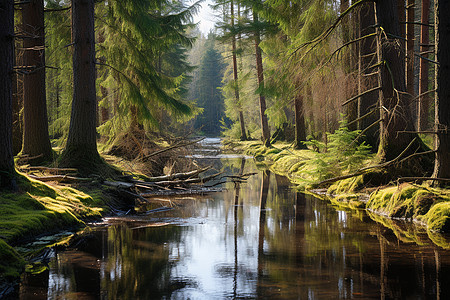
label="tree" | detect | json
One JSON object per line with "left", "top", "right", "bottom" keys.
{"left": 230, "top": 0, "right": 247, "bottom": 141}
{"left": 60, "top": 0, "right": 101, "bottom": 168}
{"left": 375, "top": 0, "right": 422, "bottom": 162}
{"left": 21, "top": 0, "right": 53, "bottom": 162}
{"left": 417, "top": 0, "right": 431, "bottom": 131}
{"left": 96, "top": 0, "right": 195, "bottom": 137}
{"left": 357, "top": 3, "right": 379, "bottom": 149}
{"left": 194, "top": 35, "right": 225, "bottom": 135}
{"left": 253, "top": 8, "right": 270, "bottom": 144}
{"left": 432, "top": 0, "right": 450, "bottom": 180}
{"left": 0, "top": 0, "right": 16, "bottom": 189}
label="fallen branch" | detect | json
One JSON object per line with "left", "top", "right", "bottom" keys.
{"left": 397, "top": 177, "right": 450, "bottom": 183}
{"left": 145, "top": 137, "right": 205, "bottom": 158}
{"left": 154, "top": 172, "right": 224, "bottom": 186}
{"left": 21, "top": 166, "right": 78, "bottom": 174}
{"left": 28, "top": 174, "right": 91, "bottom": 183}
{"left": 139, "top": 166, "right": 212, "bottom": 182}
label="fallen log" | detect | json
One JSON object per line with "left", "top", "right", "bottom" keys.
{"left": 153, "top": 172, "right": 223, "bottom": 186}
{"left": 20, "top": 166, "right": 78, "bottom": 174}
{"left": 27, "top": 174, "right": 91, "bottom": 183}
{"left": 137, "top": 166, "right": 212, "bottom": 183}
{"left": 103, "top": 180, "right": 135, "bottom": 189}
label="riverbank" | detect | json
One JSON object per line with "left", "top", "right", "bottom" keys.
{"left": 0, "top": 171, "right": 111, "bottom": 293}
{"left": 224, "top": 140, "right": 450, "bottom": 238}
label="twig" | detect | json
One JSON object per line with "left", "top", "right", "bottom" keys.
{"left": 145, "top": 137, "right": 205, "bottom": 158}
{"left": 342, "top": 87, "right": 382, "bottom": 106}
{"left": 397, "top": 177, "right": 450, "bottom": 183}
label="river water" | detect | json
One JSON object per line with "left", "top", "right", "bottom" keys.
{"left": 18, "top": 138, "right": 450, "bottom": 299}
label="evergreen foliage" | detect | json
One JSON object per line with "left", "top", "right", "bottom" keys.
{"left": 193, "top": 35, "right": 226, "bottom": 135}
{"left": 303, "top": 122, "right": 373, "bottom": 180}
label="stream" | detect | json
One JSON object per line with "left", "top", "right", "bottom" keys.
{"left": 18, "top": 138, "right": 450, "bottom": 299}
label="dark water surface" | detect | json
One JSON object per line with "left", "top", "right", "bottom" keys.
{"left": 19, "top": 139, "right": 450, "bottom": 299}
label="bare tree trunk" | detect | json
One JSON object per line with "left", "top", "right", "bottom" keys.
{"left": 231, "top": 1, "right": 247, "bottom": 141}
{"left": 62, "top": 0, "right": 100, "bottom": 168}
{"left": 0, "top": 0, "right": 16, "bottom": 189}
{"left": 432, "top": 0, "right": 450, "bottom": 181}
{"left": 341, "top": 0, "right": 358, "bottom": 130}
{"left": 418, "top": 0, "right": 431, "bottom": 131}
{"left": 375, "top": 0, "right": 420, "bottom": 162}
{"left": 294, "top": 94, "right": 307, "bottom": 149}
{"left": 253, "top": 9, "right": 270, "bottom": 145}
{"left": 406, "top": 0, "right": 415, "bottom": 108}
{"left": 358, "top": 3, "right": 379, "bottom": 150}
{"left": 21, "top": 0, "right": 53, "bottom": 162}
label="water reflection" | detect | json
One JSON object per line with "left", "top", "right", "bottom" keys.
{"left": 19, "top": 156, "right": 450, "bottom": 299}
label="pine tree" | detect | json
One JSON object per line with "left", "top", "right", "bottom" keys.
{"left": 20, "top": 0, "right": 53, "bottom": 163}
{"left": 432, "top": 0, "right": 450, "bottom": 181}
{"left": 96, "top": 0, "right": 196, "bottom": 137}
{"left": 375, "top": 0, "right": 424, "bottom": 163}
{"left": 60, "top": 0, "right": 101, "bottom": 168}
{"left": 194, "top": 35, "right": 225, "bottom": 135}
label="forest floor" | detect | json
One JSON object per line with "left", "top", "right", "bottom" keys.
{"left": 223, "top": 139, "right": 450, "bottom": 247}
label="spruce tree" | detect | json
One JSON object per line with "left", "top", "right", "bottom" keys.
{"left": 194, "top": 35, "right": 225, "bottom": 135}
{"left": 432, "top": 0, "right": 450, "bottom": 181}
{"left": 21, "top": 0, "right": 53, "bottom": 163}
{"left": 60, "top": 0, "right": 101, "bottom": 168}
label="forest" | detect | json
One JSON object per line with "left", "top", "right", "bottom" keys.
{"left": 0, "top": 0, "right": 450, "bottom": 295}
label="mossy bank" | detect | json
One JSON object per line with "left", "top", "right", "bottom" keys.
{"left": 0, "top": 172, "right": 107, "bottom": 288}
{"left": 227, "top": 140, "right": 450, "bottom": 237}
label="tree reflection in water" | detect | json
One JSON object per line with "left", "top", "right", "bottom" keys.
{"left": 19, "top": 154, "right": 450, "bottom": 299}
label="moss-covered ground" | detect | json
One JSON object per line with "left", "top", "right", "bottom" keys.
{"left": 227, "top": 140, "right": 450, "bottom": 240}
{"left": 0, "top": 172, "right": 106, "bottom": 286}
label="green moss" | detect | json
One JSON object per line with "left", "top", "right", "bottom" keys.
{"left": 423, "top": 202, "right": 450, "bottom": 232}
{"left": 0, "top": 239, "right": 25, "bottom": 280}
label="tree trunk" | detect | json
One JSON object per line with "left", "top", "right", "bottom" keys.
{"left": 21, "top": 0, "right": 53, "bottom": 162}
{"left": 294, "top": 94, "right": 307, "bottom": 149}
{"left": 0, "top": 0, "right": 16, "bottom": 189}
{"left": 432, "top": 0, "right": 450, "bottom": 180}
{"left": 406, "top": 0, "right": 415, "bottom": 111}
{"left": 358, "top": 3, "right": 379, "bottom": 150}
{"left": 418, "top": 0, "right": 430, "bottom": 131}
{"left": 231, "top": 1, "right": 247, "bottom": 141}
{"left": 253, "top": 9, "right": 270, "bottom": 145}
{"left": 341, "top": 0, "right": 358, "bottom": 130}
{"left": 375, "top": 0, "right": 420, "bottom": 162}
{"left": 62, "top": 0, "right": 100, "bottom": 168}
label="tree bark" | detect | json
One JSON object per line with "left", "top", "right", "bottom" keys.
{"left": 21, "top": 0, "right": 53, "bottom": 162}
{"left": 231, "top": 1, "right": 247, "bottom": 141}
{"left": 0, "top": 0, "right": 16, "bottom": 189}
{"left": 358, "top": 3, "right": 379, "bottom": 150}
{"left": 406, "top": 0, "right": 415, "bottom": 109}
{"left": 418, "top": 0, "right": 430, "bottom": 131}
{"left": 253, "top": 9, "right": 270, "bottom": 145}
{"left": 294, "top": 94, "right": 307, "bottom": 149}
{"left": 375, "top": 0, "right": 420, "bottom": 162}
{"left": 432, "top": 0, "right": 450, "bottom": 180}
{"left": 62, "top": 0, "right": 101, "bottom": 168}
